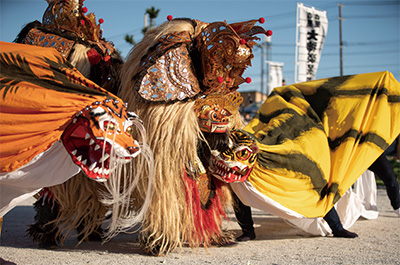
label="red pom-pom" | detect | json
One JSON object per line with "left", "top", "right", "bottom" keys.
{"left": 266, "top": 30, "right": 273, "bottom": 36}
{"left": 80, "top": 19, "right": 85, "bottom": 26}
{"left": 259, "top": 17, "right": 265, "bottom": 24}
{"left": 217, "top": 76, "right": 224, "bottom": 83}
{"left": 87, "top": 48, "right": 102, "bottom": 66}
{"left": 167, "top": 15, "right": 173, "bottom": 21}
{"left": 239, "top": 38, "right": 246, "bottom": 45}
{"left": 82, "top": 7, "right": 88, "bottom": 13}
{"left": 245, "top": 77, "right": 252, "bottom": 83}
{"left": 99, "top": 18, "right": 104, "bottom": 24}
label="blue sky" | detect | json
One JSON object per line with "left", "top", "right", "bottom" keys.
{"left": 1, "top": 0, "right": 399, "bottom": 93}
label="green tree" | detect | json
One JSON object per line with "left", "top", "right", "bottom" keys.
{"left": 124, "top": 34, "right": 136, "bottom": 46}
{"left": 125, "top": 6, "right": 160, "bottom": 46}
{"left": 143, "top": 6, "right": 160, "bottom": 34}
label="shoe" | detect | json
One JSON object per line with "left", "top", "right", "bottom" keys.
{"left": 395, "top": 208, "right": 400, "bottom": 217}
{"left": 333, "top": 228, "right": 358, "bottom": 238}
{"left": 236, "top": 232, "right": 256, "bottom": 242}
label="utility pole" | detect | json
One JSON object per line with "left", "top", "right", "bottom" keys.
{"left": 265, "top": 35, "right": 271, "bottom": 96}
{"left": 260, "top": 42, "right": 265, "bottom": 96}
{"left": 144, "top": 13, "right": 148, "bottom": 29}
{"left": 338, "top": 3, "right": 344, "bottom": 76}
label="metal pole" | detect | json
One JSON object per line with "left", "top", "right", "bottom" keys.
{"left": 144, "top": 13, "right": 148, "bottom": 28}
{"left": 266, "top": 40, "right": 271, "bottom": 96}
{"left": 294, "top": 2, "right": 301, "bottom": 83}
{"left": 338, "top": 3, "right": 344, "bottom": 76}
{"left": 260, "top": 43, "right": 264, "bottom": 96}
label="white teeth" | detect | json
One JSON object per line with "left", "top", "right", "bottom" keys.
{"left": 93, "top": 167, "right": 99, "bottom": 173}
{"left": 100, "top": 154, "right": 110, "bottom": 163}
{"left": 98, "top": 168, "right": 103, "bottom": 175}
{"left": 85, "top": 133, "right": 90, "bottom": 140}
{"left": 82, "top": 159, "right": 87, "bottom": 165}
{"left": 104, "top": 169, "right": 109, "bottom": 175}
{"left": 96, "top": 178, "right": 107, "bottom": 182}
{"left": 71, "top": 150, "right": 77, "bottom": 156}
{"left": 77, "top": 155, "right": 82, "bottom": 161}
{"left": 94, "top": 144, "right": 100, "bottom": 151}
{"left": 89, "top": 139, "right": 95, "bottom": 145}
{"left": 89, "top": 162, "right": 97, "bottom": 171}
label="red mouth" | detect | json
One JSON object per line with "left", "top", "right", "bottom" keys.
{"left": 62, "top": 117, "right": 114, "bottom": 181}
{"left": 210, "top": 160, "right": 252, "bottom": 183}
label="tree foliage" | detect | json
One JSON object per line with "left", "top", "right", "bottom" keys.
{"left": 125, "top": 6, "right": 160, "bottom": 46}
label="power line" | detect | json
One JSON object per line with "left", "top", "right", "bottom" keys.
{"left": 345, "top": 14, "right": 399, "bottom": 19}
{"left": 272, "top": 39, "right": 399, "bottom": 48}
{"left": 343, "top": 40, "right": 399, "bottom": 46}
{"left": 107, "top": 27, "right": 143, "bottom": 39}
{"left": 342, "top": 1, "right": 399, "bottom": 5}
{"left": 273, "top": 49, "right": 399, "bottom": 56}
{"left": 318, "top": 63, "right": 399, "bottom": 70}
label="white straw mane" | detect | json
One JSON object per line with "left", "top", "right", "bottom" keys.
{"left": 100, "top": 118, "right": 154, "bottom": 240}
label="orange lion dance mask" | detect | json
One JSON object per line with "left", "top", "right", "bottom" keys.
{"left": 0, "top": 41, "right": 143, "bottom": 217}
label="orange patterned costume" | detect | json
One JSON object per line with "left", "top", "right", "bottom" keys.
{"left": 0, "top": 42, "right": 144, "bottom": 233}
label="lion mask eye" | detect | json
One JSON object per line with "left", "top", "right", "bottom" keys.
{"left": 236, "top": 148, "right": 251, "bottom": 160}
{"left": 125, "top": 125, "right": 134, "bottom": 136}
{"left": 103, "top": 121, "right": 117, "bottom": 133}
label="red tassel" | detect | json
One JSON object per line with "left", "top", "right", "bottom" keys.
{"left": 184, "top": 172, "right": 227, "bottom": 245}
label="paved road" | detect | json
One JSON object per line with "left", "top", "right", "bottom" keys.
{"left": 1, "top": 188, "right": 399, "bottom": 265}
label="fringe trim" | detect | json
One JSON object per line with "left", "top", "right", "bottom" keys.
{"left": 184, "top": 172, "right": 229, "bottom": 247}
{"left": 50, "top": 172, "right": 108, "bottom": 245}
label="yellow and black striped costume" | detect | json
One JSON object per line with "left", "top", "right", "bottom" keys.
{"left": 233, "top": 71, "right": 400, "bottom": 218}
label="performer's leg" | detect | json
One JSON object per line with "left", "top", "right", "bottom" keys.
{"left": 368, "top": 153, "right": 400, "bottom": 212}
{"left": 323, "top": 207, "right": 358, "bottom": 238}
{"left": 233, "top": 193, "right": 255, "bottom": 241}
{"left": 27, "top": 194, "right": 60, "bottom": 249}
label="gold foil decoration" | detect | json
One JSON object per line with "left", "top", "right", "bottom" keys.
{"left": 138, "top": 45, "right": 200, "bottom": 102}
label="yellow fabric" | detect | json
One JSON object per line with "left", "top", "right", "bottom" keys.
{"left": 0, "top": 42, "right": 114, "bottom": 172}
{"left": 244, "top": 71, "right": 400, "bottom": 217}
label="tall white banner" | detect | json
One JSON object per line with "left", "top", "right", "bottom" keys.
{"left": 295, "top": 3, "right": 328, "bottom": 83}
{"left": 267, "top": 61, "right": 284, "bottom": 95}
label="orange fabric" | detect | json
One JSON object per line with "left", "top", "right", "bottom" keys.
{"left": 0, "top": 42, "right": 116, "bottom": 172}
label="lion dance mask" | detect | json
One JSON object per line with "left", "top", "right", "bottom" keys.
{"left": 0, "top": 42, "right": 151, "bottom": 239}
{"left": 117, "top": 17, "right": 272, "bottom": 255}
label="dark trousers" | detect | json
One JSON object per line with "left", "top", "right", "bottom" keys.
{"left": 368, "top": 153, "right": 400, "bottom": 210}
{"left": 323, "top": 207, "right": 343, "bottom": 233}
{"left": 233, "top": 193, "right": 254, "bottom": 234}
